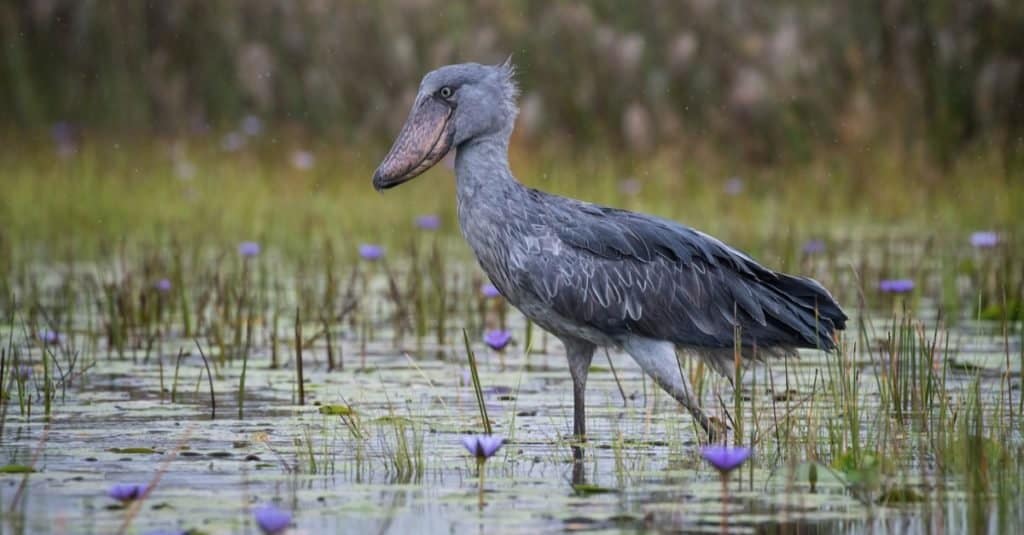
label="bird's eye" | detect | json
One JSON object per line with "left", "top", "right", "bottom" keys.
{"left": 439, "top": 86, "right": 453, "bottom": 99}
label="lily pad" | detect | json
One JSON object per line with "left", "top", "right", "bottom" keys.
{"left": 0, "top": 464, "right": 36, "bottom": 474}
{"left": 318, "top": 404, "right": 356, "bottom": 416}
{"left": 572, "top": 483, "right": 618, "bottom": 496}
{"left": 108, "top": 447, "right": 160, "bottom": 454}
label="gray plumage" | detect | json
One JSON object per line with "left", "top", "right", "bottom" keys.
{"left": 374, "top": 60, "right": 847, "bottom": 441}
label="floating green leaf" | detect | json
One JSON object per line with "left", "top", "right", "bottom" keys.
{"left": 108, "top": 447, "right": 159, "bottom": 454}
{"left": 318, "top": 404, "right": 355, "bottom": 416}
{"left": 0, "top": 464, "right": 35, "bottom": 474}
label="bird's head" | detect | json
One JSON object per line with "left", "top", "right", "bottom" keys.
{"left": 373, "top": 58, "right": 519, "bottom": 191}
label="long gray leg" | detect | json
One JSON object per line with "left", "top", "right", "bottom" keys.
{"left": 621, "top": 336, "right": 716, "bottom": 441}
{"left": 561, "top": 337, "right": 596, "bottom": 443}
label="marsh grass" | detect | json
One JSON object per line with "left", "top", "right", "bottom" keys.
{"left": 0, "top": 136, "right": 1021, "bottom": 532}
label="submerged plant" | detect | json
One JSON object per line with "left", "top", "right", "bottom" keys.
{"left": 359, "top": 244, "right": 384, "bottom": 261}
{"left": 483, "top": 329, "right": 511, "bottom": 351}
{"left": 462, "top": 435, "right": 505, "bottom": 507}
{"left": 107, "top": 483, "right": 147, "bottom": 503}
{"left": 879, "top": 279, "right": 915, "bottom": 293}
{"left": 253, "top": 504, "right": 292, "bottom": 535}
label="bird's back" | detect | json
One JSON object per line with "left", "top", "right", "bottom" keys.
{"left": 460, "top": 183, "right": 846, "bottom": 367}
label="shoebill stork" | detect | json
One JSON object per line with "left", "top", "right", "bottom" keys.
{"left": 372, "top": 59, "right": 846, "bottom": 441}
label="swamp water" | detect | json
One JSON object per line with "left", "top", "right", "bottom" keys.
{"left": 1, "top": 245, "right": 1021, "bottom": 534}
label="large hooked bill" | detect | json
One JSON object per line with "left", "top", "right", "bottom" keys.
{"left": 372, "top": 97, "right": 455, "bottom": 191}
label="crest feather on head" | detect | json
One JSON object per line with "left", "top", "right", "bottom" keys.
{"left": 496, "top": 55, "right": 520, "bottom": 100}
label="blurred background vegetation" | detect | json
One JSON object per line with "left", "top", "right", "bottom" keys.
{"left": 3, "top": 0, "right": 1022, "bottom": 166}
{"left": 0, "top": 0, "right": 1022, "bottom": 259}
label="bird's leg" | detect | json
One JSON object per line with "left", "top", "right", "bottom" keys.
{"left": 562, "top": 338, "right": 596, "bottom": 450}
{"left": 566, "top": 339, "right": 595, "bottom": 486}
{"left": 621, "top": 337, "right": 719, "bottom": 442}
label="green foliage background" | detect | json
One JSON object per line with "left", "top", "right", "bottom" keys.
{"left": 2, "top": 0, "right": 1022, "bottom": 166}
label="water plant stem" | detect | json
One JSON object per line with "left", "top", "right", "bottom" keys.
{"left": 720, "top": 474, "right": 728, "bottom": 535}
{"left": 194, "top": 340, "right": 216, "bottom": 419}
{"left": 477, "top": 457, "right": 486, "bottom": 508}
{"left": 463, "top": 329, "right": 491, "bottom": 435}
{"left": 295, "top": 307, "right": 305, "bottom": 406}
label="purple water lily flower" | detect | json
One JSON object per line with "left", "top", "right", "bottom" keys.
{"left": 241, "top": 115, "right": 264, "bottom": 137}
{"left": 108, "top": 483, "right": 147, "bottom": 502}
{"left": 155, "top": 278, "right": 172, "bottom": 293}
{"left": 483, "top": 329, "right": 512, "bottom": 351}
{"left": 618, "top": 178, "right": 642, "bottom": 196}
{"left": 15, "top": 365, "right": 33, "bottom": 381}
{"left": 238, "top": 241, "right": 261, "bottom": 257}
{"left": 879, "top": 279, "right": 915, "bottom": 293}
{"left": 359, "top": 244, "right": 384, "bottom": 261}
{"left": 51, "top": 121, "right": 75, "bottom": 145}
{"left": 480, "top": 283, "right": 501, "bottom": 299}
{"left": 51, "top": 121, "right": 78, "bottom": 157}
{"left": 701, "top": 446, "right": 752, "bottom": 474}
{"left": 253, "top": 504, "right": 292, "bottom": 535}
{"left": 970, "top": 231, "right": 998, "bottom": 248}
{"left": 802, "top": 239, "right": 826, "bottom": 255}
{"left": 724, "top": 176, "right": 744, "bottom": 196}
{"left": 221, "top": 132, "right": 246, "bottom": 152}
{"left": 38, "top": 330, "right": 61, "bottom": 345}
{"left": 290, "top": 150, "right": 315, "bottom": 170}
{"left": 461, "top": 435, "right": 505, "bottom": 459}
{"left": 416, "top": 214, "right": 441, "bottom": 230}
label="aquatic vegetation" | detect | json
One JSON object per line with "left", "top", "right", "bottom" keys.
{"left": 290, "top": 150, "right": 315, "bottom": 170}
{"left": 107, "top": 483, "right": 147, "bottom": 503}
{"left": 702, "top": 446, "right": 753, "bottom": 533}
{"left": 15, "top": 365, "right": 33, "bottom": 380}
{"left": 480, "top": 283, "right": 501, "bottom": 298}
{"left": 241, "top": 115, "right": 264, "bottom": 137}
{"left": 970, "top": 231, "right": 999, "bottom": 248}
{"left": 155, "top": 278, "right": 172, "bottom": 293}
{"left": 37, "top": 330, "right": 60, "bottom": 345}
{"left": 462, "top": 435, "right": 505, "bottom": 507}
{"left": 461, "top": 435, "right": 505, "bottom": 460}
{"left": 723, "top": 176, "right": 744, "bottom": 195}
{"left": 359, "top": 244, "right": 384, "bottom": 261}
{"left": 801, "top": 239, "right": 826, "bottom": 254}
{"left": 483, "top": 329, "right": 512, "bottom": 351}
{"left": 415, "top": 214, "right": 441, "bottom": 230}
{"left": 700, "top": 446, "right": 752, "bottom": 474}
{"left": 879, "top": 279, "right": 915, "bottom": 293}
{"left": 253, "top": 504, "right": 292, "bottom": 535}
{"left": 0, "top": 134, "right": 1019, "bottom": 533}
{"left": 238, "top": 241, "right": 261, "bottom": 257}
{"left": 222, "top": 132, "right": 246, "bottom": 152}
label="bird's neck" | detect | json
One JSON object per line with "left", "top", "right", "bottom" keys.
{"left": 454, "top": 134, "right": 519, "bottom": 201}
{"left": 452, "top": 133, "right": 526, "bottom": 286}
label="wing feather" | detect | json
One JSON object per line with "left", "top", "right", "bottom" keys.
{"left": 512, "top": 192, "right": 846, "bottom": 354}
